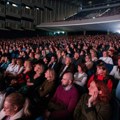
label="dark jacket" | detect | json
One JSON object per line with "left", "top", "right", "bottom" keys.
{"left": 74, "top": 94, "right": 112, "bottom": 120}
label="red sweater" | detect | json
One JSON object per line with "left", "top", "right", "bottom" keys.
{"left": 49, "top": 85, "right": 79, "bottom": 119}
{"left": 87, "top": 74, "right": 113, "bottom": 92}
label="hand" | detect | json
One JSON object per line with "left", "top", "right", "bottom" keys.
{"left": 27, "top": 82, "right": 33, "bottom": 86}
{"left": 88, "top": 91, "right": 98, "bottom": 107}
{"left": 44, "top": 110, "right": 51, "bottom": 119}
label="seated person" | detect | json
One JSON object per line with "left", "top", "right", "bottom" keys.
{"left": 99, "top": 50, "right": 113, "bottom": 65}
{"left": 74, "top": 63, "right": 88, "bottom": 94}
{"left": 110, "top": 57, "right": 120, "bottom": 100}
{"left": 74, "top": 80, "right": 112, "bottom": 120}
{"left": 9, "top": 60, "right": 33, "bottom": 93}
{"left": 37, "top": 68, "right": 56, "bottom": 99}
{"left": 4, "top": 58, "right": 17, "bottom": 77}
{"left": 87, "top": 63, "right": 113, "bottom": 92}
{"left": 0, "top": 92, "right": 34, "bottom": 120}
{"left": 32, "top": 68, "right": 56, "bottom": 113}
{"left": 26, "top": 63, "right": 45, "bottom": 93}
{"left": 44, "top": 72, "right": 79, "bottom": 120}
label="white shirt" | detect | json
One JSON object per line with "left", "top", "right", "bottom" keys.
{"left": 110, "top": 66, "right": 120, "bottom": 80}
{"left": 0, "top": 109, "right": 23, "bottom": 120}
{"left": 6, "top": 63, "right": 16, "bottom": 73}
{"left": 12, "top": 65, "right": 24, "bottom": 75}
{"left": 74, "top": 72, "right": 87, "bottom": 87}
{"left": 99, "top": 57, "right": 113, "bottom": 65}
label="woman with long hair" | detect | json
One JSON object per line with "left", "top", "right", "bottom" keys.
{"left": 87, "top": 63, "right": 113, "bottom": 92}
{"left": 74, "top": 80, "right": 112, "bottom": 120}
{"left": 74, "top": 63, "right": 88, "bottom": 94}
{"left": 0, "top": 92, "right": 33, "bottom": 120}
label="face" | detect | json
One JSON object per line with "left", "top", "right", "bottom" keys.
{"left": 97, "top": 66, "right": 106, "bottom": 75}
{"left": 88, "top": 81, "right": 99, "bottom": 96}
{"left": 51, "top": 57, "right": 55, "bottom": 62}
{"left": 43, "top": 58, "right": 48, "bottom": 63}
{"left": 78, "top": 65, "right": 82, "bottom": 72}
{"left": 103, "top": 51, "right": 107, "bottom": 57}
{"left": 45, "top": 70, "right": 51, "bottom": 80}
{"left": 34, "top": 64, "right": 42, "bottom": 73}
{"left": 74, "top": 53, "right": 79, "bottom": 59}
{"left": 61, "top": 74, "right": 70, "bottom": 87}
{"left": 118, "top": 59, "right": 120, "bottom": 66}
{"left": 97, "top": 66, "right": 104, "bottom": 75}
{"left": 3, "top": 100, "right": 16, "bottom": 116}
{"left": 12, "top": 59, "right": 16, "bottom": 64}
{"left": 65, "top": 57, "right": 71, "bottom": 65}
{"left": 24, "top": 61, "right": 27, "bottom": 67}
{"left": 34, "top": 64, "right": 38, "bottom": 72}
{"left": 85, "top": 56, "right": 90, "bottom": 62}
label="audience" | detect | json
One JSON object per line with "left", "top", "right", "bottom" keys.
{"left": 0, "top": 34, "right": 119, "bottom": 119}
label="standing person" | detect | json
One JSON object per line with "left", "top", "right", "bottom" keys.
{"left": 44, "top": 72, "right": 79, "bottom": 120}
{"left": 74, "top": 80, "right": 112, "bottom": 120}
{"left": 0, "top": 92, "right": 34, "bottom": 120}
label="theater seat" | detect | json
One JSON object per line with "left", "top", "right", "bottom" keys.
{"left": 110, "top": 97, "right": 120, "bottom": 120}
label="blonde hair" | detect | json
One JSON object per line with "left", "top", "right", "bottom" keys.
{"left": 5, "top": 92, "right": 31, "bottom": 117}
{"left": 24, "top": 60, "right": 32, "bottom": 70}
{"left": 37, "top": 63, "right": 45, "bottom": 74}
{"left": 46, "top": 68, "right": 56, "bottom": 81}
{"left": 17, "top": 58, "right": 23, "bottom": 66}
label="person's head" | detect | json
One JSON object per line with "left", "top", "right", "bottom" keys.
{"left": 88, "top": 81, "right": 111, "bottom": 103}
{"left": 45, "top": 68, "right": 56, "bottom": 81}
{"left": 77, "top": 63, "right": 87, "bottom": 73}
{"left": 102, "top": 51, "right": 108, "bottom": 57}
{"left": 34, "top": 63, "right": 44, "bottom": 74}
{"left": 34, "top": 53, "right": 40, "bottom": 60}
{"left": 117, "top": 56, "right": 120, "bottom": 67}
{"left": 74, "top": 52, "right": 79, "bottom": 60}
{"left": 16, "top": 58, "right": 23, "bottom": 66}
{"left": 85, "top": 55, "right": 91, "bottom": 62}
{"left": 3, "top": 92, "right": 31, "bottom": 117}
{"left": 11, "top": 58, "right": 16, "bottom": 65}
{"left": 108, "top": 49, "right": 114, "bottom": 56}
{"left": 61, "top": 72, "right": 73, "bottom": 87}
{"left": 96, "top": 63, "right": 108, "bottom": 76}
{"left": 43, "top": 57, "right": 48, "bottom": 64}
{"left": 50, "top": 55, "right": 57, "bottom": 63}
{"left": 65, "top": 56, "right": 72, "bottom": 65}
{"left": 4, "top": 56, "right": 9, "bottom": 62}
{"left": 90, "top": 49, "right": 97, "bottom": 57}
{"left": 24, "top": 60, "right": 32, "bottom": 70}
{"left": 29, "top": 52, "right": 34, "bottom": 59}
{"left": 61, "top": 51, "right": 66, "bottom": 56}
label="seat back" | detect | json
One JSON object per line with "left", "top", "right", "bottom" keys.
{"left": 111, "top": 97, "right": 120, "bottom": 120}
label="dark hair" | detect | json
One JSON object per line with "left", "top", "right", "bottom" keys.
{"left": 94, "top": 80, "right": 111, "bottom": 103}
{"left": 78, "top": 63, "right": 87, "bottom": 72}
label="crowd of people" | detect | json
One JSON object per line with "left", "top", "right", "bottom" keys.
{"left": 0, "top": 34, "right": 120, "bottom": 120}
